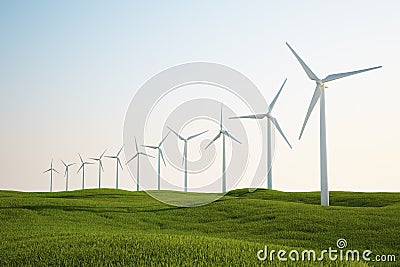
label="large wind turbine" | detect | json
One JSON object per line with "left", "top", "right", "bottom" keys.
{"left": 168, "top": 127, "right": 208, "bottom": 192}
{"left": 61, "top": 160, "right": 75, "bottom": 191}
{"left": 90, "top": 149, "right": 107, "bottom": 189}
{"left": 230, "top": 78, "right": 292, "bottom": 190}
{"left": 126, "top": 138, "right": 154, "bottom": 191}
{"left": 286, "top": 42, "right": 381, "bottom": 206}
{"left": 142, "top": 132, "right": 170, "bottom": 190}
{"left": 43, "top": 159, "right": 59, "bottom": 192}
{"left": 77, "top": 154, "right": 94, "bottom": 190}
{"left": 205, "top": 103, "right": 241, "bottom": 193}
{"left": 105, "top": 146, "right": 124, "bottom": 190}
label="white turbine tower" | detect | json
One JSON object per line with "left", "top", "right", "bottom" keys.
{"left": 43, "top": 159, "right": 59, "bottom": 192}
{"left": 230, "top": 78, "right": 292, "bottom": 190}
{"left": 90, "top": 149, "right": 107, "bottom": 189}
{"left": 286, "top": 42, "right": 382, "bottom": 206}
{"left": 61, "top": 160, "right": 75, "bottom": 191}
{"left": 126, "top": 138, "right": 154, "bottom": 191}
{"left": 205, "top": 103, "right": 241, "bottom": 193}
{"left": 77, "top": 154, "right": 94, "bottom": 190}
{"left": 105, "top": 146, "right": 124, "bottom": 190}
{"left": 142, "top": 132, "right": 170, "bottom": 190}
{"left": 168, "top": 127, "right": 208, "bottom": 192}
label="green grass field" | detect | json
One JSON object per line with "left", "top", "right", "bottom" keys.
{"left": 1, "top": 189, "right": 399, "bottom": 266}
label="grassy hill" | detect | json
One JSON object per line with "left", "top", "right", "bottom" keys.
{"left": 1, "top": 189, "right": 399, "bottom": 266}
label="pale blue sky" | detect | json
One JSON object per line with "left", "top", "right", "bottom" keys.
{"left": 0, "top": 1, "right": 399, "bottom": 192}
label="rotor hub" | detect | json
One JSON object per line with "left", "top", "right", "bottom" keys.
{"left": 316, "top": 80, "right": 325, "bottom": 87}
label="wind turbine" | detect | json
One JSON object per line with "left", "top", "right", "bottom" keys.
{"left": 168, "top": 127, "right": 208, "bottom": 192}
{"left": 43, "top": 159, "right": 59, "bottom": 192}
{"left": 105, "top": 146, "right": 124, "bottom": 190}
{"left": 90, "top": 149, "right": 107, "bottom": 189}
{"left": 142, "top": 132, "right": 170, "bottom": 190}
{"left": 77, "top": 154, "right": 94, "bottom": 190}
{"left": 61, "top": 160, "right": 75, "bottom": 191}
{"left": 126, "top": 138, "right": 154, "bottom": 191}
{"left": 286, "top": 42, "right": 382, "bottom": 206}
{"left": 230, "top": 78, "right": 292, "bottom": 190}
{"left": 205, "top": 103, "right": 241, "bottom": 193}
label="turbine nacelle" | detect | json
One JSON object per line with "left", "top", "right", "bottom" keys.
{"left": 105, "top": 145, "right": 124, "bottom": 170}
{"left": 126, "top": 140, "right": 152, "bottom": 165}
{"left": 316, "top": 80, "right": 325, "bottom": 87}
{"left": 206, "top": 103, "right": 241, "bottom": 149}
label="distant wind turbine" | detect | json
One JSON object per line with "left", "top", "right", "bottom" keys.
{"left": 230, "top": 78, "right": 292, "bottom": 190}
{"left": 205, "top": 103, "right": 241, "bottom": 193}
{"left": 61, "top": 160, "right": 75, "bottom": 191}
{"left": 126, "top": 138, "right": 154, "bottom": 191}
{"left": 43, "top": 159, "right": 59, "bottom": 192}
{"left": 105, "top": 146, "right": 124, "bottom": 190}
{"left": 286, "top": 42, "right": 382, "bottom": 206}
{"left": 168, "top": 127, "right": 208, "bottom": 192}
{"left": 90, "top": 149, "right": 107, "bottom": 189}
{"left": 142, "top": 132, "right": 170, "bottom": 190}
{"left": 77, "top": 154, "right": 94, "bottom": 190}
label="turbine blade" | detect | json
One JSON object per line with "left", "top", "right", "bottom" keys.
{"left": 61, "top": 160, "right": 67, "bottom": 167}
{"left": 229, "top": 114, "right": 267, "bottom": 119}
{"left": 77, "top": 164, "right": 83, "bottom": 173}
{"left": 269, "top": 78, "right": 287, "bottom": 111}
{"left": 68, "top": 163, "right": 76, "bottom": 167}
{"left": 64, "top": 169, "right": 67, "bottom": 177}
{"left": 134, "top": 137, "right": 139, "bottom": 153}
{"left": 205, "top": 133, "right": 221, "bottom": 149}
{"left": 78, "top": 154, "right": 83, "bottom": 164}
{"left": 143, "top": 145, "right": 158, "bottom": 149}
{"left": 286, "top": 42, "right": 319, "bottom": 81}
{"left": 271, "top": 117, "right": 292, "bottom": 149}
{"left": 141, "top": 152, "right": 155, "bottom": 158}
{"left": 159, "top": 131, "right": 170, "bottom": 146}
{"left": 187, "top": 130, "right": 208, "bottom": 141}
{"left": 168, "top": 127, "right": 184, "bottom": 140}
{"left": 322, "top": 66, "right": 382, "bottom": 83}
{"left": 53, "top": 169, "right": 60, "bottom": 174}
{"left": 43, "top": 169, "right": 51, "bottom": 173}
{"left": 100, "top": 160, "right": 104, "bottom": 171}
{"left": 104, "top": 156, "right": 114, "bottom": 159}
{"left": 117, "top": 145, "right": 124, "bottom": 156}
{"left": 159, "top": 149, "right": 166, "bottom": 166}
{"left": 224, "top": 130, "right": 241, "bottom": 144}
{"left": 126, "top": 154, "right": 138, "bottom": 164}
{"left": 89, "top": 157, "right": 98, "bottom": 161}
{"left": 100, "top": 149, "right": 107, "bottom": 158}
{"left": 299, "top": 86, "right": 321, "bottom": 139}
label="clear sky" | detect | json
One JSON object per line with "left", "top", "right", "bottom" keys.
{"left": 0, "top": 0, "right": 399, "bottom": 192}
